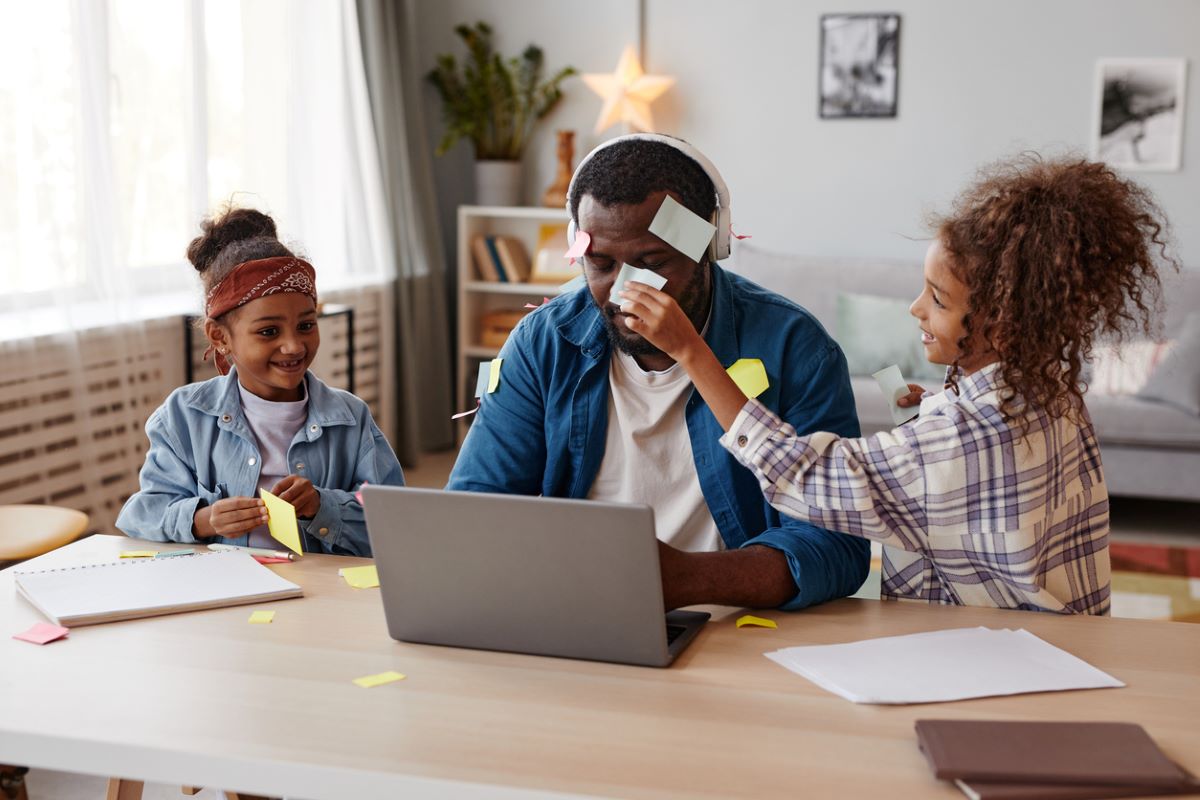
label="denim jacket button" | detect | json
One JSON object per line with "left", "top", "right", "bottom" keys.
{"left": 318, "top": 527, "right": 329, "bottom": 536}
{"left": 248, "top": 457, "right": 257, "bottom": 466}
{"left": 221, "top": 414, "right": 232, "bottom": 423}
{"left": 309, "top": 425, "right": 319, "bottom": 433}
{"left": 295, "top": 462, "right": 305, "bottom": 471}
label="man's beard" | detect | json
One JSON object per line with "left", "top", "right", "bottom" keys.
{"left": 599, "top": 263, "right": 711, "bottom": 359}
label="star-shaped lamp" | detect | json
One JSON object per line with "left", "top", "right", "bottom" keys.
{"left": 582, "top": 45, "right": 675, "bottom": 134}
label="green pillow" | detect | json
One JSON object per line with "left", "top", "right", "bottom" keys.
{"left": 836, "top": 292, "right": 945, "bottom": 383}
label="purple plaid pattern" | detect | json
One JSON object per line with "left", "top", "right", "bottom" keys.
{"left": 721, "top": 363, "right": 1111, "bottom": 614}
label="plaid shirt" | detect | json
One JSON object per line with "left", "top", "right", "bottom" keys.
{"left": 721, "top": 363, "right": 1111, "bottom": 614}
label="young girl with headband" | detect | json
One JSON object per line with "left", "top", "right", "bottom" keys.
{"left": 117, "top": 208, "right": 403, "bottom": 555}
{"left": 618, "top": 156, "right": 1174, "bottom": 614}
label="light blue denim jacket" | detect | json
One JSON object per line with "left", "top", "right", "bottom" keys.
{"left": 116, "top": 369, "right": 404, "bottom": 556}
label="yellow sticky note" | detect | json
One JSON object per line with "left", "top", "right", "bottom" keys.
{"left": 120, "top": 550, "right": 157, "bottom": 559}
{"left": 339, "top": 565, "right": 380, "bottom": 589}
{"left": 487, "top": 357, "right": 503, "bottom": 394}
{"left": 353, "top": 670, "right": 406, "bottom": 688}
{"left": 727, "top": 358, "right": 769, "bottom": 399}
{"left": 260, "top": 489, "right": 303, "bottom": 556}
{"left": 248, "top": 610, "right": 275, "bottom": 624}
{"left": 736, "top": 615, "right": 777, "bottom": 629}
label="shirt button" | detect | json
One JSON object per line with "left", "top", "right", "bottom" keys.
{"left": 248, "top": 457, "right": 257, "bottom": 466}
{"left": 318, "top": 527, "right": 329, "bottom": 536}
{"left": 295, "top": 463, "right": 305, "bottom": 471}
{"left": 736, "top": 435, "right": 748, "bottom": 447}
{"left": 310, "top": 425, "right": 319, "bottom": 433}
{"left": 221, "top": 414, "right": 232, "bottom": 423}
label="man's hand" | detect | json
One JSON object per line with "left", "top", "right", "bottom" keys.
{"left": 617, "top": 282, "right": 705, "bottom": 362}
{"left": 194, "top": 497, "right": 267, "bottom": 538}
{"left": 657, "top": 540, "right": 796, "bottom": 610}
{"left": 271, "top": 475, "right": 321, "bottom": 518}
{"left": 896, "top": 383, "right": 926, "bottom": 408}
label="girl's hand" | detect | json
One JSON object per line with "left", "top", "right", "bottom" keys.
{"left": 896, "top": 383, "right": 926, "bottom": 408}
{"left": 617, "top": 283, "right": 704, "bottom": 361}
{"left": 195, "top": 497, "right": 267, "bottom": 538}
{"left": 271, "top": 475, "right": 321, "bottom": 518}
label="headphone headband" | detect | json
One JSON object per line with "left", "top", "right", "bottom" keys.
{"left": 565, "top": 133, "right": 732, "bottom": 262}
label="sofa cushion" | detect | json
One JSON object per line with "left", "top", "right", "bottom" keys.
{"left": 1087, "top": 393, "right": 1200, "bottom": 449}
{"left": 1137, "top": 312, "right": 1200, "bottom": 416}
{"left": 837, "top": 292, "right": 945, "bottom": 382}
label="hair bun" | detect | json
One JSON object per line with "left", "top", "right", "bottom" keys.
{"left": 186, "top": 208, "right": 279, "bottom": 273}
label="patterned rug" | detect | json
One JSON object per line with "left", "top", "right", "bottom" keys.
{"left": 1110, "top": 541, "right": 1200, "bottom": 623}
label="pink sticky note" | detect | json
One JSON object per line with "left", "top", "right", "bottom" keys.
{"left": 730, "top": 223, "right": 752, "bottom": 240}
{"left": 355, "top": 481, "right": 369, "bottom": 504}
{"left": 564, "top": 230, "right": 590, "bottom": 261}
{"left": 524, "top": 297, "right": 552, "bottom": 310}
{"left": 14, "top": 622, "right": 70, "bottom": 645}
{"left": 451, "top": 405, "right": 479, "bottom": 420}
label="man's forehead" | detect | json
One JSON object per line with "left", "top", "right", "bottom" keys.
{"left": 578, "top": 191, "right": 673, "bottom": 233}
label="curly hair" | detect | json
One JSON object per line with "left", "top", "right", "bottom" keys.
{"left": 932, "top": 154, "right": 1176, "bottom": 429}
{"left": 186, "top": 206, "right": 295, "bottom": 297}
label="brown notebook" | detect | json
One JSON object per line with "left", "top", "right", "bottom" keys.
{"left": 914, "top": 720, "right": 1191, "bottom": 788}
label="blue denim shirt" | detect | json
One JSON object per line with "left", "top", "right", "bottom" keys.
{"left": 116, "top": 369, "right": 404, "bottom": 556}
{"left": 448, "top": 264, "right": 869, "bottom": 609}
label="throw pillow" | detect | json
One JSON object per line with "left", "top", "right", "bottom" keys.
{"left": 836, "top": 292, "right": 945, "bottom": 383}
{"left": 1137, "top": 312, "right": 1200, "bottom": 415}
{"left": 1088, "top": 340, "right": 1174, "bottom": 396}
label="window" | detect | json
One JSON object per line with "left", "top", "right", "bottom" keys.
{"left": 0, "top": 0, "right": 389, "bottom": 333}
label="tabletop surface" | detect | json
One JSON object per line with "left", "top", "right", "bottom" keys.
{"left": 3, "top": 534, "right": 1198, "bottom": 799}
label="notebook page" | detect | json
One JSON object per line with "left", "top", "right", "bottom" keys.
{"left": 14, "top": 550, "right": 301, "bottom": 624}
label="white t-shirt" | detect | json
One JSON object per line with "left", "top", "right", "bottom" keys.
{"left": 237, "top": 382, "right": 308, "bottom": 549}
{"left": 587, "top": 350, "right": 724, "bottom": 553}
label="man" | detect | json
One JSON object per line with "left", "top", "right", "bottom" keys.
{"left": 448, "top": 135, "right": 868, "bottom": 610}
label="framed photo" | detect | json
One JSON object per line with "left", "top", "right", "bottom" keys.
{"left": 819, "top": 13, "right": 901, "bottom": 119}
{"left": 1092, "top": 58, "right": 1187, "bottom": 172}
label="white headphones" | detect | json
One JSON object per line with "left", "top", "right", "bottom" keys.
{"left": 565, "top": 133, "right": 732, "bottom": 262}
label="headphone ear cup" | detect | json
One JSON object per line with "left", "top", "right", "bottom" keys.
{"left": 566, "top": 219, "right": 576, "bottom": 247}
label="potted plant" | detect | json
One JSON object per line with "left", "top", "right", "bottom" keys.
{"left": 428, "top": 22, "right": 576, "bottom": 207}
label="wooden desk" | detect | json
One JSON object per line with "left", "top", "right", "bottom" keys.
{"left": 2, "top": 535, "right": 1198, "bottom": 799}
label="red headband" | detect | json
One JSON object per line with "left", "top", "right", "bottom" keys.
{"left": 203, "top": 256, "right": 318, "bottom": 375}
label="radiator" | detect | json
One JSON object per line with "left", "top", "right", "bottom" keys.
{"left": 0, "top": 284, "right": 391, "bottom": 536}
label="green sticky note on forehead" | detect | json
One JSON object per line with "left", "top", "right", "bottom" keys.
{"left": 648, "top": 195, "right": 717, "bottom": 263}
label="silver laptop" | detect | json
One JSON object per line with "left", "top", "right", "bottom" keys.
{"left": 362, "top": 486, "right": 710, "bottom": 667}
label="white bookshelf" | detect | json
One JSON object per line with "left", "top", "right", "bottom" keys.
{"left": 456, "top": 205, "right": 575, "bottom": 430}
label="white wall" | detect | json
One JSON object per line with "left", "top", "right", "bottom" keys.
{"left": 417, "top": 0, "right": 1200, "bottom": 268}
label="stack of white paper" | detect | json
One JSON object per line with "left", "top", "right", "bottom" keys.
{"left": 765, "top": 627, "right": 1124, "bottom": 704}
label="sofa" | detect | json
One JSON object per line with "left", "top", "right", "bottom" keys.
{"left": 731, "top": 243, "right": 1200, "bottom": 502}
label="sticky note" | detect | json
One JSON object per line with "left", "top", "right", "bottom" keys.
{"left": 648, "top": 195, "right": 717, "bottom": 263}
{"left": 564, "top": 229, "right": 590, "bottom": 260}
{"left": 524, "top": 297, "right": 551, "bottom": 310}
{"left": 451, "top": 404, "right": 479, "bottom": 420}
{"left": 354, "top": 481, "right": 368, "bottom": 504}
{"left": 609, "top": 263, "right": 668, "bottom": 304}
{"left": 353, "top": 670, "right": 406, "bottom": 688}
{"left": 559, "top": 274, "right": 587, "bottom": 293}
{"left": 252, "top": 556, "right": 291, "bottom": 565}
{"left": 260, "top": 489, "right": 303, "bottom": 556}
{"left": 339, "top": 564, "right": 380, "bottom": 589}
{"left": 726, "top": 358, "right": 769, "bottom": 399}
{"left": 487, "top": 358, "right": 502, "bottom": 394}
{"left": 154, "top": 549, "right": 194, "bottom": 558}
{"left": 13, "top": 622, "right": 70, "bottom": 645}
{"left": 872, "top": 365, "right": 919, "bottom": 427}
{"left": 248, "top": 610, "right": 275, "bottom": 624}
{"left": 120, "top": 550, "right": 157, "bottom": 559}
{"left": 736, "top": 615, "right": 777, "bottom": 629}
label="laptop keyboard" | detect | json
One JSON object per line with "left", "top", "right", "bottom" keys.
{"left": 666, "top": 624, "right": 687, "bottom": 645}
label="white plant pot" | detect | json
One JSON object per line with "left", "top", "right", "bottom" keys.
{"left": 475, "top": 159, "right": 523, "bottom": 207}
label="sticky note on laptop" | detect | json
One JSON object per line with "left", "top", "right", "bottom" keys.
{"left": 260, "top": 489, "right": 303, "bottom": 556}
{"left": 609, "top": 263, "right": 667, "bottom": 304}
{"left": 648, "top": 194, "right": 716, "bottom": 263}
{"left": 872, "top": 365, "right": 919, "bottom": 427}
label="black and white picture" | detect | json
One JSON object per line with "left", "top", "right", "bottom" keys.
{"left": 819, "top": 13, "right": 900, "bottom": 118}
{"left": 1093, "top": 58, "right": 1187, "bottom": 172}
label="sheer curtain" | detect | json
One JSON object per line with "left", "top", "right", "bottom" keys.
{"left": 355, "top": 0, "right": 456, "bottom": 462}
{"left": 0, "top": 0, "right": 402, "bottom": 528}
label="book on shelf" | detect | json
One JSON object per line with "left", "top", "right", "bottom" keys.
{"left": 471, "top": 234, "right": 502, "bottom": 282}
{"left": 494, "top": 236, "right": 531, "bottom": 282}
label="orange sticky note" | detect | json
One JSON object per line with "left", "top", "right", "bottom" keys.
{"left": 736, "top": 615, "right": 777, "bottom": 629}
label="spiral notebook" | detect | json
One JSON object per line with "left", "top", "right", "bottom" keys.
{"left": 13, "top": 550, "right": 303, "bottom": 627}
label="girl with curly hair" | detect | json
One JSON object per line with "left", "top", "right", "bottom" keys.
{"left": 619, "top": 156, "right": 1175, "bottom": 614}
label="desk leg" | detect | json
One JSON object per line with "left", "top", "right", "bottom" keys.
{"left": 105, "top": 778, "right": 143, "bottom": 800}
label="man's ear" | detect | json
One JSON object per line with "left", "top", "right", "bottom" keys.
{"left": 204, "top": 319, "right": 230, "bottom": 355}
